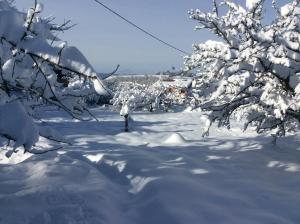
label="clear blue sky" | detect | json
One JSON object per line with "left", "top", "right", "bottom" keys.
{"left": 14, "top": 0, "right": 290, "bottom": 74}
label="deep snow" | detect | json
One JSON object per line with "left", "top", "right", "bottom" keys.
{"left": 0, "top": 107, "right": 300, "bottom": 224}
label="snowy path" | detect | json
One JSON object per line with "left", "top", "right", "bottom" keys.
{"left": 0, "top": 108, "right": 300, "bottom": 224}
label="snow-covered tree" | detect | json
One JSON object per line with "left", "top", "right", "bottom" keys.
{"left": 111, "top": 80, "right": 163, "bottom": 113}
{"left": 111, "top": 76, "right": 191, "bottom": 115}
{"left": 185, "top": 0, "right": 300, "bottom": 136}
{"left": 0, "top": 0, "right": 110, "bottom": 151}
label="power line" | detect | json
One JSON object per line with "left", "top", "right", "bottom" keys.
{"left": 92, "top": 0, "right": 189, "bottom": 55}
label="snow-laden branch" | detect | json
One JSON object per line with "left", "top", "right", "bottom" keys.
{"left": 185, "top": 0, "right": 300, "bottom": 136}
{"left": 0, "top": 0, "right": 110, "bottom": 151}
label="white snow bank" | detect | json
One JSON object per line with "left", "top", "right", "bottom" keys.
{"left": 162, "top": 133, "right": 187, "bottom": 146}
{"left": 0, "top": 108, "right": 300, "bottom": 224}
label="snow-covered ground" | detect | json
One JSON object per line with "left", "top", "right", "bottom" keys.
{"left": 0, "top": 108, "right": 300, "bottom": 224}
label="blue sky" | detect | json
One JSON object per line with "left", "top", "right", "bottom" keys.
{"left": 15, "top": 0, "right": 290, "bottom": 74}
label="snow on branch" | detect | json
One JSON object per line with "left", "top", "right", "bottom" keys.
{"left": 0, "top": 0, "right": 110, "bottom": 152}
{"left": 185, "top": 0, "right": 300, "bottom": 136}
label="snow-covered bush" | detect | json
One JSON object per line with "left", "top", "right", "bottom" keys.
{"left": 185, "top": 0, "right": 300, "bottom": 136}
{"left": 0, "top": 0, "right": 110, "bottom": 151}
{"left": 111, "top": 81, "right": 163, "bottom": 113}
{"left": 111, "top": 77, "right": 191, "bottom": 114}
